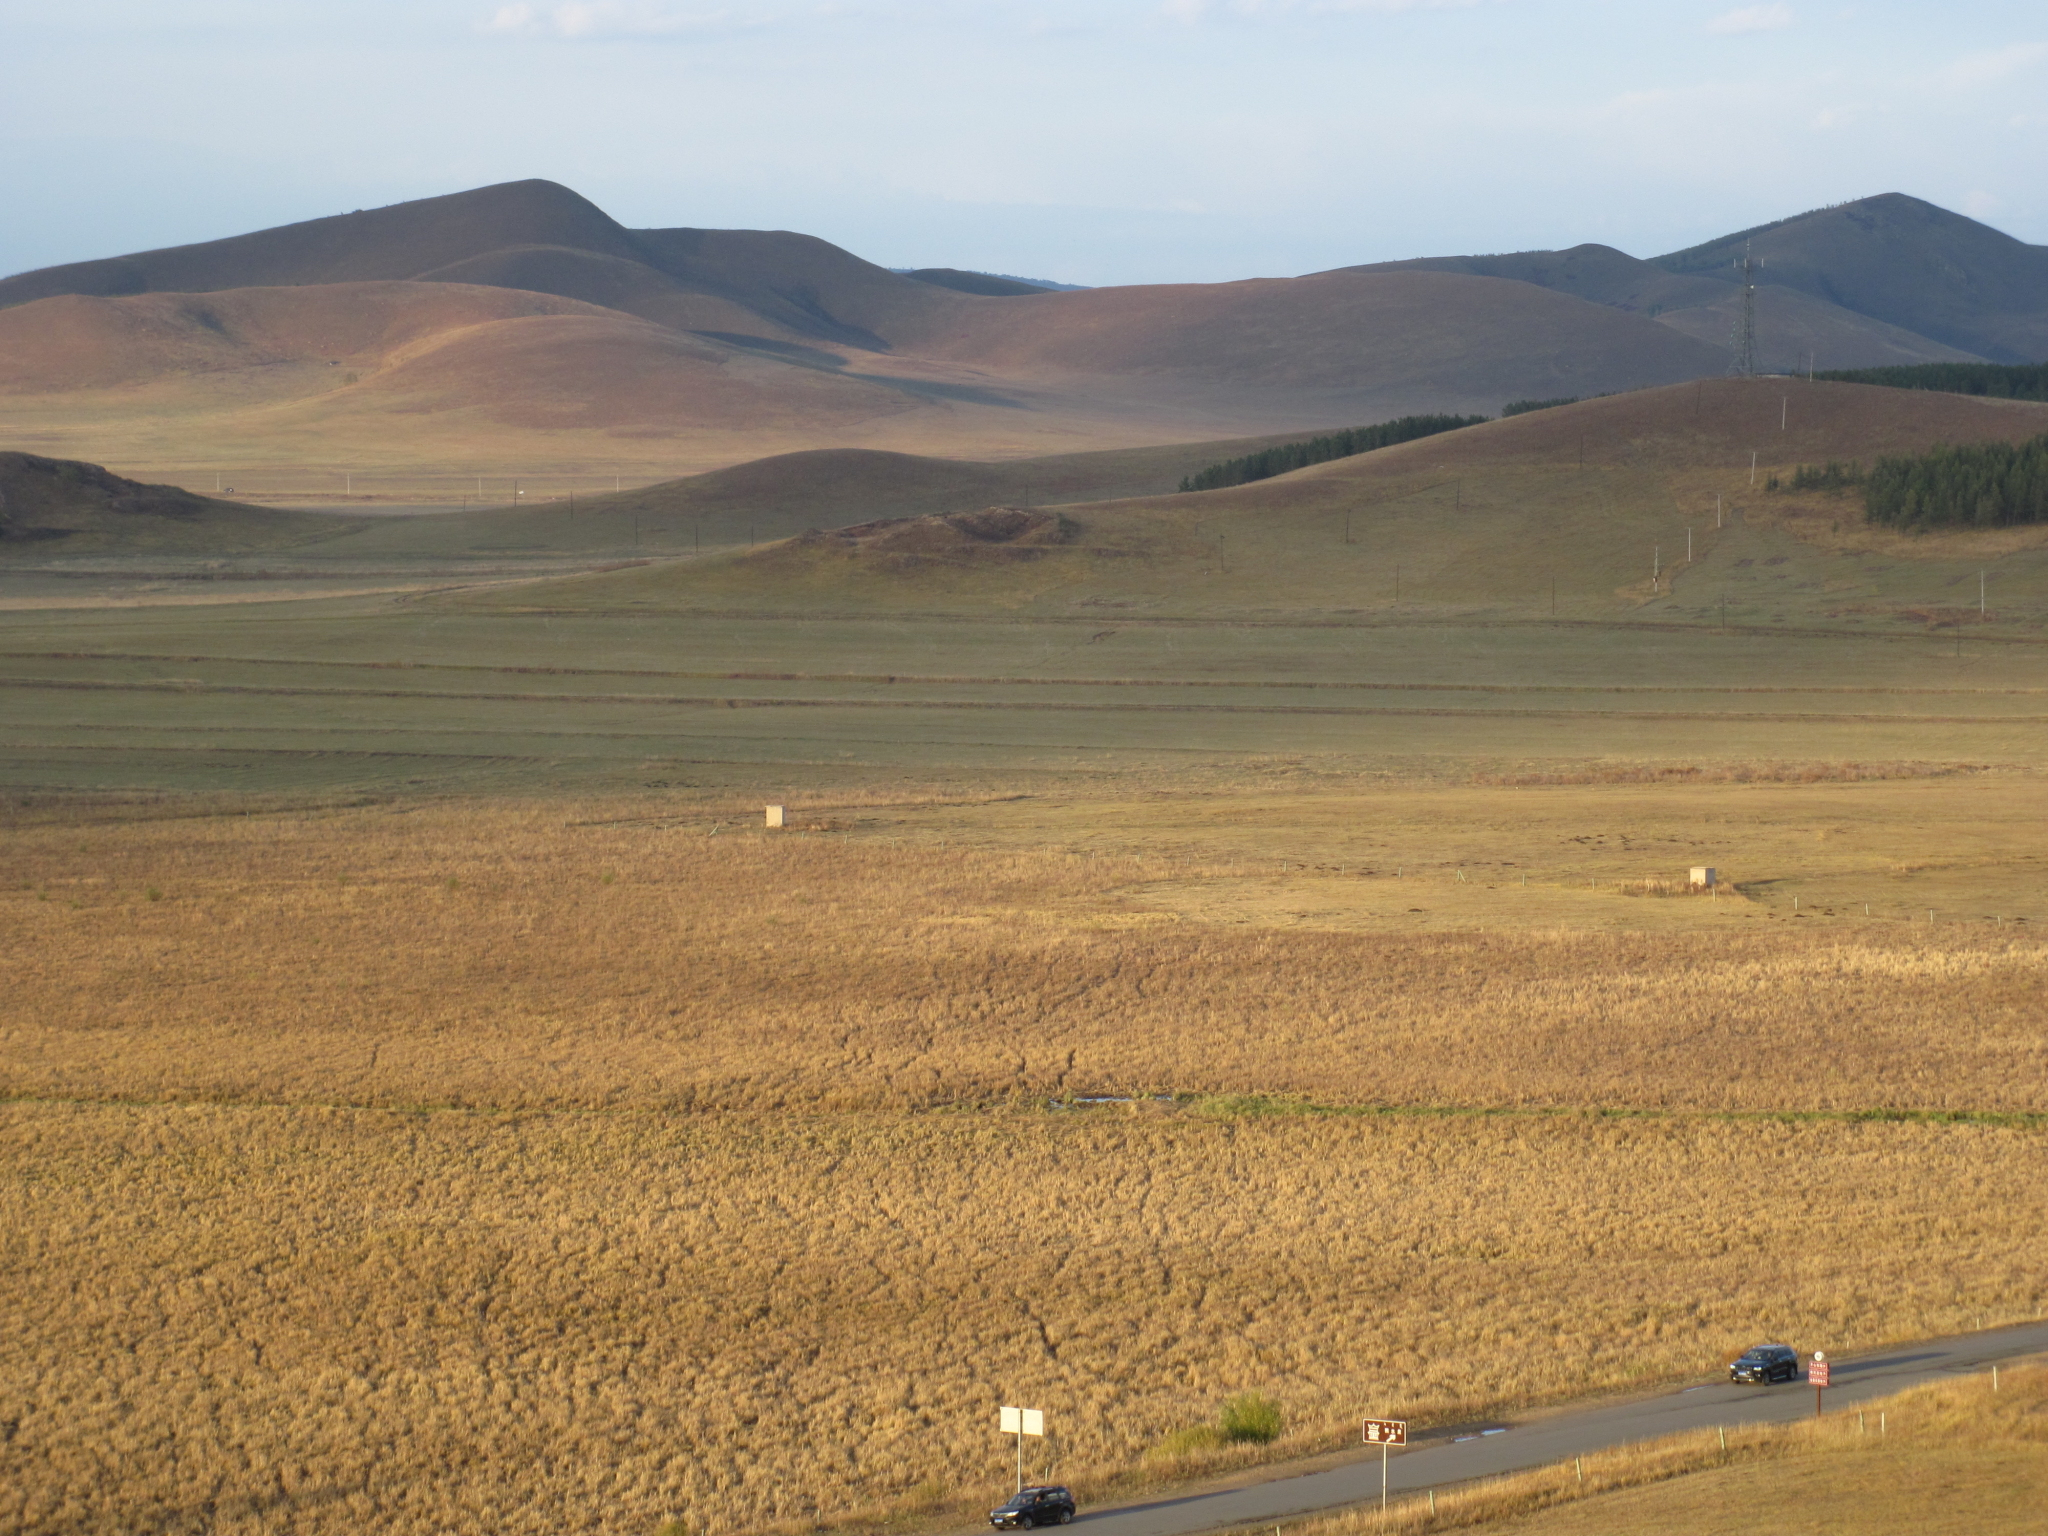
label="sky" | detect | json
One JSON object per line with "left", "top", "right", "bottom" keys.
{"left": 4, "top": 1, "right": 2046, "bottom": 286}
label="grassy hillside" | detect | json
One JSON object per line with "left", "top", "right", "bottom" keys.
{"left": 466, "top": 378, "right": 2048, "bottom": 632}
{"left": 0, "top": 451, "right": 335, "bottom": 554}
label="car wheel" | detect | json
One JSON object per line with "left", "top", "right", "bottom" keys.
{"left": 1020, "top": 1518, "right": 1034, "bottom": 1530}
{"left": 1059, "top": 1513, "right": 1073, "bottom": 1526}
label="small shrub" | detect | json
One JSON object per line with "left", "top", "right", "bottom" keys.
{"left": 145, "top": 886, "right": 162, "bottom": 902}
{"left": 654, "top": 1520, "right": 690, "bottom": 1536}
{"left": 1218, "top": 1391, "right": 1284, "bottom": 1444}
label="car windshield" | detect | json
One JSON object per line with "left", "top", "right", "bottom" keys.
{"left": 999, "top": 1495, "right": 1032, "bottom": 1509}
{"left": 1740, "top": 1349, "right": 1770, "bottom": 1359}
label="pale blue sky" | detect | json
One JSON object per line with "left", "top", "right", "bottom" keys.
{"left": 5, "top": 1, "right": 2045, "bottom": 285}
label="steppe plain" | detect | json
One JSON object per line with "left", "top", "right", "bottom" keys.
{"left": 5, "top": 212, "right": 2048, "bottom": 1536}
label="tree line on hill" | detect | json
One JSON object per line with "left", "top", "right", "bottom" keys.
{"left": 1177, "top": 414, "right": 1488, "bottom": 493}
{"left": 1775, "top": 433, "right": 2048, "bottom": 529}
{"left": 1812, "top": 362, "right": 2048, "bottom": 401}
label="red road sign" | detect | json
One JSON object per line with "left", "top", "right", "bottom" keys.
{"left": 1362, "top": 1418, "right": 1408, "bottom": 1446}
{"left": 1809, "top": 1358, "right": 1831, "bottom": 1388}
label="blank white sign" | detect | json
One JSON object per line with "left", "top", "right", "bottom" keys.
{"left": 1022, "top": 1409, "right": 1044, "bottom": 1437}
{"left": 1000, "top": 1406, "right": 1046, "bottom": 1436}
{"left": 1000, "top": 1406, "right": 1021, "bottom": 1434}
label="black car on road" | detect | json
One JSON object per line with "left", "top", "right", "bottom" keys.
{"left": 990, "top": 1486, "right": 1076, "bottom": 1528}
{"left": 1729, "top": 1343, "right": 1801, "bottom": 1384}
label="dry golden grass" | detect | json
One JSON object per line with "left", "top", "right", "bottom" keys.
{"left": 5, "top": 791, "right": 2048, "bottom": 1115}
{"left": 5, "top": 779, "right": 2047, "bottom": 1535}
{"left": 1289, "top": 1364, "right": 2048, "bottom": 1536}
{"left": 3, "top": 1101, "right": 2045, "bottom": 1536}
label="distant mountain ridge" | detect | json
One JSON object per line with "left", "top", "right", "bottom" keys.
{"left": 0, "top": 179, "right": 951, "bottom": 352}
{"left": 3, "top": 181, "right": 2043, "bottom": 484}
{"left": 1333, "top": 193, "right": 2048, "bottom": 369}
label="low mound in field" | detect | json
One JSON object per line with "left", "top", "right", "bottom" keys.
{"left": 0, "top": 451, "right": 330, "bottom": 550}
{"left": 801, "top": 505, "right": 1076, "bottom": 556}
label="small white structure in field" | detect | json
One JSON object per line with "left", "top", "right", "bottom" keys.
{"left": 1690, "top": 866, "right": 1717, "bottom": 889}
{"left": 765, "top": 805, "right": 785, "bottom": 829}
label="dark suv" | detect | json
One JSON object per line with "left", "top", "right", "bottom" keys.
{"left": 1729, "top": 1344, "right": 1800, "bottom": 1384}
{"left": 989, "top": 1486, "right": 1076, "bottom": 1528}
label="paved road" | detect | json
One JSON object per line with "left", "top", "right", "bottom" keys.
{"left": 1025, "top": 1321, "right": 2048, "bottom": 1536}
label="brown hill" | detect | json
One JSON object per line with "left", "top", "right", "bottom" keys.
{"left": 0, "top": 267, "right": 1740, "bottom": 489}
{"left": 1336, "top": 195, "right": 2028, "bottom": 372}
{"left": 0, "top": 180, "right": 647, "bottom": 305}
{"left": 0, "top": 281, "right": 612, "bottom": 394}
{"left": 1652, "top": 193, "right": 2048, "bottom": 363}
{"left": 1642, "top": 285, "right": 1982, "bottom": 370}
{"left": 903, "top": 269, "right": 1726, "bottom": 395}
{"left": 19, "top": 180, "right": 2041, "bottom": 492}
{"left": 0, "top": 178, "right": 966, "bottom": 353}
{"left": 1339, "top": 242, "right": 1721, "bottom": 313}
{"left": 0, "top": 451, "right": 328, "bottom": 551}
{"left": 0, "top": 282, "right": 945, "bottom": 437}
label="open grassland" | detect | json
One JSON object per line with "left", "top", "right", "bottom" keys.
{"left": 3, "top": 1100, "right": 2044, "bottom": 1536}
{"left": 3, "top": 595, "right": 2047, "bottom": 797}
{"left": 1289, "top": 1366, "right": 2048, "bottom": 1536}
{"left": 5, "top": 378, "right": 2048, "bottom": 1533}
{"left": 6, "top": 788, "right": 2048, "bottom": 1115}
{"left": 4, "top": 782, "right": 2045, "bottom": 1535}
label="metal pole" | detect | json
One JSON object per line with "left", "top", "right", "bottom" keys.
{"left": 1381, "top": 1442, "right": 1388, "bottom": 1516}
{"left": 1017, "top": 1428, "right": 1023, "bottom": 1495}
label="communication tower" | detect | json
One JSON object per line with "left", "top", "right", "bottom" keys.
{"left": 1729, "top": 241, "right": 1760, "bottom": 376}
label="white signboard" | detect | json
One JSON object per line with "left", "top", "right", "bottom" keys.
{"left": 1000, "top": 1406, "right": 1045, "bottom": 1436}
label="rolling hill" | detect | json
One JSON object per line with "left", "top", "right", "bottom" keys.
{"left": 465, "top": 377, "right": 2048, "bottom": 627}
{"left": 4, "top": 182, "right": 2045, "bottom": 497}
{"left": 0, "top": 451, "right": 332, "bottom": 552}
{"left": 0, "top": 203, "right": 1729, "bottom": 490}
{"left": 1340, "top": 193, "right": 2048, "bottom": 372}
{"left": 1653, "top": 193, "right": 2048, "bottom": 363}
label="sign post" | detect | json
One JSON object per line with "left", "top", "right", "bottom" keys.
{"left": 999, "top": 1406, "right": 1045, "bottom": 1495}
{"left": 1362, "top": 1418, "right": 1408, "bottom": 1516}
{"left": 1809, "top": 1352, "right": 1830, "bottom": 1418}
